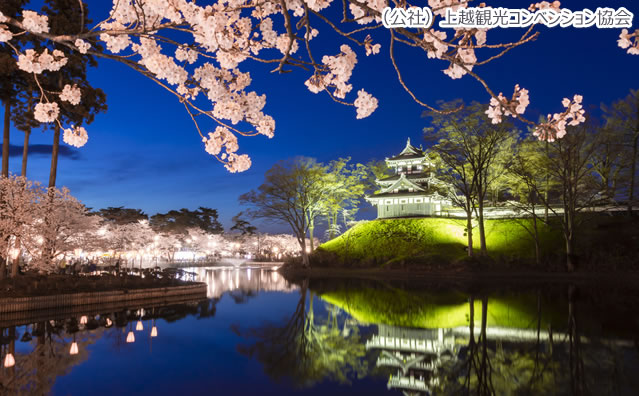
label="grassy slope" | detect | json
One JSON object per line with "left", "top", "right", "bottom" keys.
{"left": 317, "top": 217, "right": 563, "bottom": 266}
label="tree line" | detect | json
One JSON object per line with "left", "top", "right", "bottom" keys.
{"left": 426, "top": 91, "right": 638, "bottom": 271}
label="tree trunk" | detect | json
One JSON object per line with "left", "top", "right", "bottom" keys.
{"left": 21, "top": 129, "right": 30, "bottom": 177}
{"left": 0, "top": 253, "right": 6, "bottom": 280}
{"left": 532, "top": 205, "right": 540, "bottom": 266}
{"left": 544, "top": 140, "right": 550, "bottom": 223}
{"left": 327, "top": 210, "right": 335, "bottom": 240}
{"left": 2, "top": 100, "right": 10, "bottom": 177}
{"left": 10, "top": 238, "right": 20, "bottom": 277}
{"left": 466, "top": 212, "right": 474, "bottom": 257}
{"left": 49, "top": 123, "right": 61, "bottom": 188}
{"left": 300, "top": 237, "right": 309, "bottom": 267}
{"left": 629, "top": 132, "right": 638, "bottom": 215}
{"left": 308, "top": 222, "right": 315, "bottom": 252}
{"left": 564, "top": 220, "right": 575, "bottom": 272}
{"left": 477, "top": 198, "right": 487, "bottom": 254}
{"left": 9, "top": 129, "right": 31, "bottom": 278}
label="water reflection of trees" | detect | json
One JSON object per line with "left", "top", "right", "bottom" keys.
{"left": 0, "top": 301, "right": 214, "bottom": 394}
{"left": 301, "top": 279, "right": 639, "bottom": 395}
{"left": 235, "top": 279, "right": 369, "bottom": 387}
{"left": 186, "top": 266, "right": 297, "bottom": 299}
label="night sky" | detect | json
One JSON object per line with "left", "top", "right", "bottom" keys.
{"left": 1, "top": 0, "right": 638, "bottom": 234}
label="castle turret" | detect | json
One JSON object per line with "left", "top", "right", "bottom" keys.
{"left": 365, "top": 138, "right": 450, "bottom": 218}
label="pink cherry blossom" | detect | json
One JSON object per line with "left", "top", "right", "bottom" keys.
{"left": 34, "top": 102, "right": 59, "bottom": 123}
{"left": 429, "top": 0, "right": 468, "bottom": 17}
{"left": 59, "top": 84, "right": 82, "bottom": 105}
{"left": 225, "top": 153, "right": 252, "bottom": 173}
{"left": 75, "top": 39, "right": 91, "bottom": 54}
{"left": 485, "top": 85, "right": 529, "bottom": 124}
{"left": 203, "top": 126, "right": 239, "bottom": 157}
{"left": 424, "top": 30, "right": 448, "bottom": 59}
{"left": 529, "top": 1, "right": 561, "bottom": 12}
{"left": 21, "top": 10, "right": 49, "bottom": 33}
{"left": 354, "top": 89, "right": 378, "bottom": 119}
{"left": 63, "top": 125, "right": 89, "bottom": 148}
{"left": 533, "top": 94, "right": 585, "bottom": 141}
{"left": 618, "top": 29, "right": 639, "bottom": 55}
{"left": 17, "top": 49, "right": 67, "bottom": 74}
{"left": 0, "top": 25, "right": 12, "bottom": 42}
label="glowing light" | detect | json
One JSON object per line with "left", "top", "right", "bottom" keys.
{"left": 106, "top": 318, "right": 113, "bottom": 327}
{"left": 80, "top": 316, "right": 88, "bottom": 325}
{"left": 151, "top": 326, "right": 158, "bottom": 337}
{"left": 69, "top": 342, "right": 79, "bottom": 355}
{"left": 126, "top": 331, "right": 135, "bottom": 343}
{"left": 136, "top": 320, "right": 144, "bottom": 331}
{"left": 9, "top": 248, "right": 20, "bottom": 259}
{"left": 4, "top": 353, "right": 15, "bottom": 368}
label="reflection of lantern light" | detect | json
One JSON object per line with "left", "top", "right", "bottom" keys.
{"left": 106, "top": 318, "right": 113, "bottom": 327}
{"left": 80, "top": 316, "right": 88, "bottom": 325}
{"left": 69, "top": 342, "right": 79, "bottom": 355}
{"left": 136, "top": 320, "right": 144, "bottom": 331}
{"left": 126, "top": 331, "right": 135, "bottom": 343}
{"left": 151, "top": 326, "right": 158, "bottom": 337}
{"left": 3, "top": 353, "right": 15, "bottom": 368}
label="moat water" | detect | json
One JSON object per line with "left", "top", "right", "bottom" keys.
{"left": 1, "top": 265, "right": 638, "bottom": 395}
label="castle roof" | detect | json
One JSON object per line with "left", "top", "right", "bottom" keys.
{"left": 387, "top": 138, "right": 425, "bottom": 161}
{"left": 377, "top": 172, "right": 431, "bottom": 184}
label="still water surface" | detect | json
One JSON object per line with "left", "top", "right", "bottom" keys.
{"left": 1, "top": 265, "right": 638, "bottom": 395}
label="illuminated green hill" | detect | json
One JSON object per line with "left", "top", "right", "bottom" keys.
{"left": 315, "top": 217, "right": 562, "bottom": 266}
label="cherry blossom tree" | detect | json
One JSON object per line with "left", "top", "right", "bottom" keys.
{"left": 26, "top": 186, "right": 95, "bottom": 271}
{"left": 0, "top": 175, "right": 41, "bottom": 278}
{"left": 1, "top": 0, "right": 616, "bottom": 172}
{"left": 92, "top": 219, "right": 155, "bottom": 267}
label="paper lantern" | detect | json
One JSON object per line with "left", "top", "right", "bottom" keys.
{"left": 136, "top": 320, "right": 144, "bottom": 331}
{"left": 3, "top": 353, "right": 15, "bottom": 368}
{"left": 151, "top": 326, "right": 158, "bottom": 338}
{"left": 126, "top": 331, "right": 135, "bottom": 343}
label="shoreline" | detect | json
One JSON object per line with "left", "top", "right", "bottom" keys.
{"left": 278, "top": 266, "right": 639, "bottom": 286}
{"left": 0, "top": 282, "right": 208, "bottom": 314}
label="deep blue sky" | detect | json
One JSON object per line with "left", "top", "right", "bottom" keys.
{"left": 1, "top": 0, "right": 638, "bottom": 233}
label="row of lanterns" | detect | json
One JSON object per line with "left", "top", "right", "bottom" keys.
{"left": 2, "top": 313, "right": 159, "bottom": 367}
